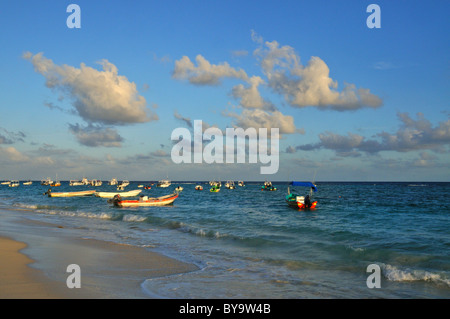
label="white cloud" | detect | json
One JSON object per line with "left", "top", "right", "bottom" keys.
{"left": 225, "top": 109, "right": 299, "bottom": 135}
{"left": 24, "top": 52, "right": 158, "bottom": 125}
{"left": 255, "top": 40, "right": 383, "bottom": 110}
{"left": 172, "top": 54, "right": 248, "bottom": 85}
{"left": 231, "top": 76, "right": 274, "bottom": 110}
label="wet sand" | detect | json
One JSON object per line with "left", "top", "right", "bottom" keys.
{"left": 0, "top": 209, "right": 198, "bottom": 298}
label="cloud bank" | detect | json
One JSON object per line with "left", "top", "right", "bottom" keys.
{"left": 288, "top": 112, "right": 450, "bottom": 156}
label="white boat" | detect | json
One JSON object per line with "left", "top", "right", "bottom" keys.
{"left": 195, "top": 185, "right": 203, "bottom": 190}
{"left": 175, "top": 186, "right": 183, "bottom": 192}
{"left": 45, "top": 189, "right": 96, "bottom": 198}
{"left": 225, "top": 181, "right": 235, "bottom": 189}
{"left": 9, "top": 180, "right": 20, "bottom": 187}
{"left": 23, "top": 181, "right": 33, "bottom": 185}
{"left": 91, "top": 180, "right": 102, "bottom": 186}
{"left": 1, "top": 181, "right": 11, "bottom": 185}
{"left": 41, "top": 178, "right": 53, "bottom": 185}
{"left": 109, "top": 178, "right": 118, "bottom": 185}
{"left": 69, "top": 180, "right": 84, "bottom": 186}
{"left": 118, "top": 180, "right": 129, "bottom": 187}
{"left": 94, "top": 189, "right": 142, "bottom": 198}
{"left": 157, "top": 179, "right": 171, "bottom": 187}
{"left": 238, "top": 181, "right": 245, "bottom": 187}
{"left": 81, "top": 177, "right": 89, "bottom": 185}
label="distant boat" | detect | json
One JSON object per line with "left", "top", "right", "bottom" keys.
{"left": 261, "top": 181, "right": 276, "bottom": 191}
{"left": 118, "top": 180, "right": 129, "bottom": 187}
{"left": 238, "top": 181, "right": 245, "bottom": 187}
{"left": 90, "top": 180, "right": 102, "bottom": 186}
{"left": 8, "top": 180, "right": 20, "bottom": 187}
{"left": 112, "top": 193, "right": 179, "bottom": 207}
{"left": 175, "top": 186, "right": 183, "bottom": 192}
{"left": 69, "top": 180, "right": 84, "bottom": 186}
{"left": 94, "top": 189, "right": 142, "bottom": 199}
{"left": 117, "top": 180, "right": 129, "bottom": 190}
{"left": 225, "top": 181, "right": 235, "bottom": 189}
{"left": 209, "top": 181, "right": 221, "bottom": 187}
{"left": 157, "top": 179, "right": 171, "bottom": 188}
{"left": 45, "top": 189, "right": 96, "bottom": 198}
{"left": 81, "top": 177, "right": 89, "bottom": 185}
{"left": 285, "top": 181, "right": 318, "bottom": 209}
{"left": 41, "top": 178, "right": 53, "bottom": 185}
{"left": 50, "top": 180, "right": 61, "bottom": 187}
{"left": 1, "top": 181, "right": 11, "bottom": 185}
{"left": 109, "top": 178, "right": 118, "bottom": 185}
{"left": 23, "top": 181, "right": 33, "bottom": 185}
{"left": 195, "top": 185, "right": 203, "bottom": 190}
{"left": 210, "top": 184, "right": 220, "bottom": 192}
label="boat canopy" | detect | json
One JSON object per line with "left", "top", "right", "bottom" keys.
{"left": 289, "top": 181, "right": 317, "bottom": 192}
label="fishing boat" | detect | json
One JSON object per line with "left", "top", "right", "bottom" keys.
{"left": 116, "top": 180, "right": 130, "bottom": 190}
{"left": 23, "top": 181, "right": 33, "bottom": 185}
{"left": 261, "top": 181, "right": 276, "bottom": 191}
{"left": 1, "top": 181, "right": 11, "bottom": 185}
{"left": 210, "top": 184, "right": 220, "bottom": 192}
{"left": 69, "top": 180, "right": 84, "bottom": 186}
{"left": 118, "top": 180, "right": 129, "bottom": 188}
{"left": 209, "top": 181, "right": 221, "bottom": 187}
{"left": 45, "top": 189, "right": 96, "bottom": 198}
{"left": 175, "top": 186, "right": 183, "bottom": 192}
{"left": 90, "top": 180, "right": 102, "bottom": 186}
{"left": 195, "top": 185, "right": 203, "bottom": 190}
{"left": 8, "top": 180, "right": 20, "bottom": 187}
{"left": 50, "top": 181, "right": 61, "bottom": 187}
{"left": 225, "top": 181, "right": 236, "bottom": 189}
{"left": 94, "top": 189, "right": 142, "bottom": 198}
{"left": 108, "top": 178, "right": 118, "bottom": 185}
{"left": 112, "top": 193, "right": 179, "bottom": 207}
{"left": 285, "top": 181, "right": 318, "bottom": 209}
{"left": 41, "top": 178, "right": 53, "bottom": 186}
{"left": 238, "top": 181, "right": 245, "bottom": 187}
{"left": 157, "top": 179, "right": 171, "bottom": 187}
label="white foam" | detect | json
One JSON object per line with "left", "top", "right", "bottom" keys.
{"left": 382, "top": 263, "right": 450, "bottom": 286}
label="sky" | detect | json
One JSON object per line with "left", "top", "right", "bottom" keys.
{"left": 0, "top": 0, "right": 449, "bottom": 182}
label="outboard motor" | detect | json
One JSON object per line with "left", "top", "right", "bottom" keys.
{"left": 112, "top": 194, "right": 122, "bottom": 206}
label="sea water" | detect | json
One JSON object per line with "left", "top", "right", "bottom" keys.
{"left": 0, "top": 181, "right": 448, "bottom": 298}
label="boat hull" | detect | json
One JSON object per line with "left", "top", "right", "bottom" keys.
{"left": 113, "top": 193, "right": 178, "bottom": 207}
{"left": 286, "top": 200, "right": 317, "bottom": 210}
{"left": 48, "top": 190, "right": 96, "bottom": 197}
{"left": 94, "top": 189, "right": 142, "bottom": 198}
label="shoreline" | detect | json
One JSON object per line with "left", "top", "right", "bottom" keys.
{"left": 0, "top": 208, "right": 199, "bottom": 298}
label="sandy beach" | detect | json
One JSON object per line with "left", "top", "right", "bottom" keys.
{"left": 0, "top": 208, "right": 198, "bottom": 298}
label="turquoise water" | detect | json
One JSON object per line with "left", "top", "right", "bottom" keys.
{"left": 0, "top": 181, "right": 449, "bottom": 298}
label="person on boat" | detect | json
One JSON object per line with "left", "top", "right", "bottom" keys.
{"left": 304, "top": 194, "right": 312, "bottom": 208}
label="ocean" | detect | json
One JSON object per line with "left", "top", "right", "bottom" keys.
{"left": 0, "top": 181, "right": 449, "bottom": 298}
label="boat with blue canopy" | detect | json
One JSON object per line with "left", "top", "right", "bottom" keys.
{"left": 286, "top": 181, "right": 318, "bottom": 209}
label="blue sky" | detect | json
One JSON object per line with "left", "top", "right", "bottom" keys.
{"left": 0, "top": 0, "right": 449, "bottom": 181}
